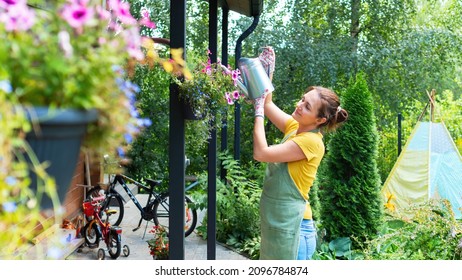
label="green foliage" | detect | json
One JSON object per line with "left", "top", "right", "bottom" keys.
{"left": 192, "top": 152, "right": 263, "bottom": 259}
{"left": 436, "top": 90, "right": 462, "bottom": 154}
{"left": 360, "top": 199, "right": 462, "bottom": 260}
{"left": 125, "top": 62, "right": 170, "bottom": 182}
{"left": 125, "top": 0, "right": 462, "bottom": 260}
{"left": 146, "top": 225, "right": 169, "bottom": 260}
{"left": 174, "top": 49, "right": 241, "bottom": 124}
{"left": 318, "top": 73, "right": 383, "bottom": 244}
{"left": 0, "top": 86, "right": 59, "bottom": 258}
{"left": 312, "top": 237, "right": 358, "bottom": 260}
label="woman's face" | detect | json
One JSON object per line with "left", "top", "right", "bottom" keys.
{"left": 291, "top": 90, "right": 327, "bottom": 128}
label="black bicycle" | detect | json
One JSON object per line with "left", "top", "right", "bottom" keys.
{"left": 86, "top": 173, "right": 198, "bottom": 237}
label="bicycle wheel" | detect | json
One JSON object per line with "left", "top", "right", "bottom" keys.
{"left": 99, "top": 194, "right": 124, "bottom": 226}
{"left": 153, "top": 193, "right": 197, "bottom": 237}
{"left": 84, "top": 186, "right": 104, "bottom": 223}
{"left": 86, "top": 187, "right": 124, "bottom": 226}
{"left": 107, "top": 230, "right": 121, "bottom": 259}
{"left": 82, "top": 221, "right": 100, "bottom": 249}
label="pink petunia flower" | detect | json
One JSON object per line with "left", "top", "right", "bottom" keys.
{"left": 232, "top": 90, "right": 240, "bottom": 100}
{"left": 139, "top": 7, "right": 156, "bottom": 29}
{"left": 123, "top": 26, "right": 144, "bottom": 60}
{"left": 0, "top": 2, "right": 35, "bottom": 31}
{"left": 61, "top": 1, "right": 94, "bottom": 29}
{"left": 225, "top": 92, "right": 234, "bottom": 105}
{"left": 96, "top": 5, "right": 111, "bottom": 21}
{"left": 108, "top": 0, "right": 137, "bottom": 25}
{"left": 231, "top": 69, "right": 240, "bottom": 86}
{"left": 0, "top": 0, "right": 23, "bottom": 8}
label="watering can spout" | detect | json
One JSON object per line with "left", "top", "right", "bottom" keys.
{"left": 221, "top": 64, "right": 249, "bottom": 96}
{"left": 236, "top": 78, "right": 249, "bottom": 96}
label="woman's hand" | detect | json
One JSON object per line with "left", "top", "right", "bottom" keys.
{"left": 254, "top": 93, "right": 268, "bottom": 118}
{"left": 258, "top": 46, "right": 276, "bottom": 79}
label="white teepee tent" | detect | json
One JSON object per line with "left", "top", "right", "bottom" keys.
{"left": 381, "top": 90, "right": 462, "bottom": 219}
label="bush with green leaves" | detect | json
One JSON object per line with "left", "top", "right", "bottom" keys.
{"left": 360, "top": 199, "right": 462, "bottom": 260}
{"left": 192, "top": 152, "right": 264, "bottom": 259}
{"left": 318, "top": 73, "right": 383, "bottom": 244}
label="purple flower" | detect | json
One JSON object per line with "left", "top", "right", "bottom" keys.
{"left": 123, "top": 27, "right": 144, "bottom": 60}
{"left": 232, "top": 90, "right": 240, "bottom": 100}
{"left": 139, "top": 7, "right": 156, "bottom": 29}
{"left": 0, "top": 0, "right": 25, "bottom": 9}
{"left": 108, "top": 0, "right": 137, "bottom": 25}
{"left": 225, "top": 92, "right": 234, "bottom": 105}
{"left": 130, "top": 107, "right": 139, "bottom": 118}
{"left": 61, "top": 1, "right": 94, "bottom": 29}
{"left": 140, "top": 118, "right": 152, "bottom": 127}
{"left": 96, "top": 5, "right": 111, "bottom": 21}
{"left": 124, "top": 133, "right": 133, "bottom": 144}
{"left": 0, "top": 2, "right": 35, "bottom": 31}
{"left": 117, "top": 146, "right": 125, "bottom": 158}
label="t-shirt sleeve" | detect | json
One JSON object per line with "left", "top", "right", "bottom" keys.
{"left": 291, "top": 133, "right": 324, "bottom": 161}
{"left": 284, "top": 118, "right": 323, "bottom": 161}
{"left": 284, "top": 117, "right": 298, "bottom": 134}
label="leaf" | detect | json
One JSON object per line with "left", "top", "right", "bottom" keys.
{"left": 329, "top": 237, "right": 351, "bottom": 257}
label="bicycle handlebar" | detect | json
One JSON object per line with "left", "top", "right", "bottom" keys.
{"left": 91, "top": 195, "right": 105, "bottom": 204}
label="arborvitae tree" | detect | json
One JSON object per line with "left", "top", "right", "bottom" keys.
{"left": 318, "top": 73, "right": 383, "bottom": 245}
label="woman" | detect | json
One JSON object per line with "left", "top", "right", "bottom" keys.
{"left": 254, "top": 48, "right": 348, "bottom": 260}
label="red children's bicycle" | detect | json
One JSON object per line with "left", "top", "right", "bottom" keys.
{"left": 81, "top": 195, "right": 130, "bottom": 260}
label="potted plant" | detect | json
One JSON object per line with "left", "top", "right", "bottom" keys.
{"left": 0, "top": 0, "right": 173, "bottom": 208}
{"left": 174, "top": 50, "right": 243, "bottom": 122}
{"left": 147, "top": 225, "right": 169, "bottom": 260}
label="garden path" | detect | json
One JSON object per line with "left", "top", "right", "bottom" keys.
{"left": 67, "top": 193, "right": 249, "bottom": 260}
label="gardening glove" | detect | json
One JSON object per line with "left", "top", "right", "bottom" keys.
{"left": 258, "top": 46, "right": 276, "bottom": 78}
{"left": 254, "top": 92, "right": 268, "bottom": 118}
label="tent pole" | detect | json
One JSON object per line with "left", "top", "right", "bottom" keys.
{"left": 430, "top": 89, "right": 436, "bottom": 122}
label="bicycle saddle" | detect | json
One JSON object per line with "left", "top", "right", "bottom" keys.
{"left": 145, "top": 178, "right": 162, "bottom": 187}
{"left": 106, "top": 209, "right": 118, "bottom": 216}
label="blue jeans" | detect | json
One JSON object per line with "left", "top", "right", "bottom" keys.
{"left": 297, "top": 219, "right": 317, "bottom": 260}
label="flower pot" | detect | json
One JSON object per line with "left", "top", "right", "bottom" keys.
{"left": 24, "top": 106, "right": 98, "bottom": 210}
{"left": 180, "top": 98, "right": 206, "bottom": 120}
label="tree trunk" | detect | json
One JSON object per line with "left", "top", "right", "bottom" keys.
{"left": 350, "top": 0, "right": 361, "bottom": 72}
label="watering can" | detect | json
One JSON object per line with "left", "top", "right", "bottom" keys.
{"left": 235, "top": 57, "right": 274, "bottom": 100}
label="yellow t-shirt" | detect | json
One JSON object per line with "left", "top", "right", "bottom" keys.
{"left": 284, "top": 118, "right": 325, "bottom": 219}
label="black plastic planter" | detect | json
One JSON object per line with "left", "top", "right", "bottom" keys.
{"left": 25, "top": 106, "right": 98, "bottom": 210}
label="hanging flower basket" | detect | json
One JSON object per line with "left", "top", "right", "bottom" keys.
{"left": 24, "top": 106, "right": 98, "bottom": 210}
{"left": 180, "top": 95, "right": 207, "bottom": 120}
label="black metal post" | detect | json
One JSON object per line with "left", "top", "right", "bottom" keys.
{"left": 220, "top": 7, "right": 229, "bottom": 181}
{"left": 234, "top": 15, "right": 260, "bottom": 161}
{"left": 169, "top": 0, "right": 186, "bottom": 260}
{"left": 398, "top": 113, "right": 402, "bottom": 157}
{"left": 207, "top": 0, "right": 218, "bottom": 260}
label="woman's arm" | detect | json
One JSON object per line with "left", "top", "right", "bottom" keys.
{"left": 264, "top": 93, "right": 291, "bottom": 133}
{"left": 253, "top": 116, "right": 305, "bottom": 163}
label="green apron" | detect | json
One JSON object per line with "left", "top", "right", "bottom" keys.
{"left": 259, "top": 133, "right": 307, "bottom": 260}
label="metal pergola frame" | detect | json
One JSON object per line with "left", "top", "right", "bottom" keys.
{"left": 169, "top": 0, "right": 264, "bottom": 260}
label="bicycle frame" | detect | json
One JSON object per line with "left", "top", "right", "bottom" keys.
{"left": 85, "top": 197, "right": 122, "bottom": 245}
{"left": 101, "top": 169, "right": 198, "bottom": 237}
{"left": 111, "top": 173, "right": 158, "bottom": 219}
